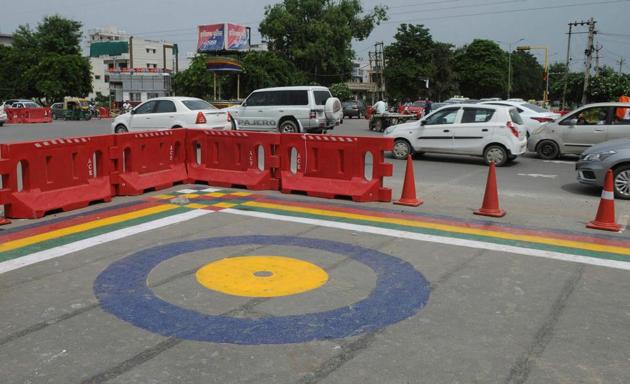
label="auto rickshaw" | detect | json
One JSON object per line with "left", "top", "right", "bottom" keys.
{"left": 63, "top": 97, "right": 91, "bottom": 120}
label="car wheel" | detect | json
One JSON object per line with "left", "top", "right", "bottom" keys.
{"left": 613, "top": 165, "right": 630, "bottom": 200}
{"left": 536, "top": 140, "right": 560, "bottom": 160}
{"left": 279, "top": 119, "right": 299, "bottom": 133}
{"left": 115, "top": 125, "right": 128, "bottom": 133}
{"left": 392, "top": 139, "right": 412, "bottom": 160}
{"left": 484, "top": 145, "right": 508, "bottom": 166}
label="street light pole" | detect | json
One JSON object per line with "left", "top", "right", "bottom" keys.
{"left": 517, "top": 45, "right": 549, "bottom": 105}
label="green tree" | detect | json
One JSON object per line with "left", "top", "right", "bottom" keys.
{"left": 509, "top": 51, "right": 544, "bottom": 100}
{"left": 172, "top": 55, "right": 215, "bottom": 99}
{"left": 329, "top": 82, "right": 352, "bottom": 100}
{"left": 454, "top": 39, "right": 507, "bottom": 99}
{"left": 383, "top": 24, "right": 435, "bottom": 101}
{"left": 0, "top": 16, "right": 92, "bottom": 102}
{"left": 588, "top": 67, "right": 630, "bottom": 102}
{"left": 259, "top": 0, "right": 387, "bottom": 85}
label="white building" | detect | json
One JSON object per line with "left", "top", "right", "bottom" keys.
{"left": 88, "top": 27, "right": 178, "bottom": 102}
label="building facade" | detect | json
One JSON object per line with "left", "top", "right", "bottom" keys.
{"left": 88, "top": 27, "right": 178, "bottom": 102}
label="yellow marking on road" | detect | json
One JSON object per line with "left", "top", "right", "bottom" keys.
{"left": 0, "top": 204, "right": 180, "bottom": 253}
{"left": 242, "top": 201, "right": 630, "bottom": 257}
{"left": 213, "top": 202, "right": 238, "bottom": 208}
{"left": 186, "top": 203, "right": 209, "bottom": 209}
{"left": 206, "top": 192, "right": 226, "bottom": 197}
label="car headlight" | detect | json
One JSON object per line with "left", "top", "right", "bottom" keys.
{"left": 384, "top": 126, "right": 396, "bottom": 135}
{"left": 582, "top": 150, "right": 616, "bottom": 161}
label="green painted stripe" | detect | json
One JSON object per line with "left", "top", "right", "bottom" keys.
{"left": 236, "top": 205, "right": 629, "bottom": 262}
{"left": 0, "top": 207, "right": 190, "bottom": 262}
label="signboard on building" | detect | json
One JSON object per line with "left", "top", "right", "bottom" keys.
{"left": 197, "top": 23, "right": 249, "bottom": 52}
{"left": 227, "top": 23, "right": 249, "bottom": 51}
{"left": 197, "top": 24, "right": 225, "bottom": 52}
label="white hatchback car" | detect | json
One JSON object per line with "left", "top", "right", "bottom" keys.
{"left": 112, "top": 97, "right": 233, "bottom": 133}
{"left": 384, "top": 104, "right": 527, "bottom": 166}
{"left": 480, "top": 100, "right": 560, "bottom": 136}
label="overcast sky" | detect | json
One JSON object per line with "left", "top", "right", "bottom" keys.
{"left": 1, "top": 0, "right": 629, "bottom": 72}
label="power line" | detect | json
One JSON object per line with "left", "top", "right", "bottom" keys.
{"left": 388, "top": 0, "right": 524, "bottom": 16}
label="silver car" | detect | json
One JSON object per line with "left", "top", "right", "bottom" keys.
{"left": 528, "top": 102, "right": 630, "bottom": 159}
{"left": 576, "top": 138, "right": 630, "bottom": 199}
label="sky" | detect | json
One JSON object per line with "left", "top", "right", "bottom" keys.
{"left": 1, "top": 0, "right": 629, "bottom": 73}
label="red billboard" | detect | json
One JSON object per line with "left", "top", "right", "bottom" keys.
{"left": 197, "top": 24, "right": 225, "bottom": 52}
{"left": 227, "top": 23, "right": 249, "bottom": 51}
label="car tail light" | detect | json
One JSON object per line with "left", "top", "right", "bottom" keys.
{"left": 507, "top": 121, "right": 519, "bottom": 138}
{"left": 195, "top": 111, "right": 206, "bottom": 124}
{"left": 226, "top": 111, "right": 232, "bottom": 122}
{"left": 531, "top": 117, "right": 554, "bottom": 123}
{"left": 309, "top": 110, "right": 317, "bottom": 119}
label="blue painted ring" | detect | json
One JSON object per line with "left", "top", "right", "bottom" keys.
{"left": 94, "top": 235, "right": 431, "bottom": 344}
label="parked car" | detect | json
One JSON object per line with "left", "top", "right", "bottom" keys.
{"left": 342, "top": 100, "right": 366, "bottom": 119}
{"left": 398, "top": 100, "right": 427, "bottom": 118}
{"left": 576, "top": 138, "right": 630, "bottom": 199}
{"left": 51, "top": 102, "right": 64, "bottom": 120}
{"left": 111, "top": 97, "right": 233, "bottom": 133}
{"left": 528, "top": 102, "right": 630, "bottom": 159}
{"left": 0, "top": 105, "right": 6, "bottom": 126}
{"left": 384, "top": 104, "right": 527, "bottom": 166}
{"left": 234, "top": 86, "right": 342, "bottom": 133}
{"left": 480, "top": 100, "right": 560, "bottom": 136}
{"left": 2, "top": 99, "right": 32, "bottom": 108}
{"left": 11, "top": 101, "right": 41, "bottom": 109}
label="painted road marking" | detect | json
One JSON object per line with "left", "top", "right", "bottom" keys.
{"left": 222, "top": 209, "right": 630, "bottom": 271}
{"left": 94, "top": 236, "right": 431, "bottom": 344}
{"left": 196, "top": 256, "right": 329, "bottom": 297}
{"left": 239, "top": 201, "right": 630, "bottom": 257}
{"left": 0, "top": 210, "right": 213, "bottom": 275}
{"left": 543, "top": 160, "right": 576, "bottom": 165}
{"left": 517, "top": 173, "right": 558, "bottom": 179}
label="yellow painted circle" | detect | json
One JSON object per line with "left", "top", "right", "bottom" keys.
{"left": 195, "top": 256, "right": 329, "bottom": 297}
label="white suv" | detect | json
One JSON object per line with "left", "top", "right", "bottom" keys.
{"left": 384, "top": 104, "right": 527, "bottom": 166}
{"left": 234, "top": 86, "right": 342, "bottom": 133}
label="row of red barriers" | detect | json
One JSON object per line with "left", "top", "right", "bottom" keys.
{"left": 5, "top": 108, "right": 53, "bottom": 124}
{"left": 0, "top": 129, "right": 394, "bottom": 220}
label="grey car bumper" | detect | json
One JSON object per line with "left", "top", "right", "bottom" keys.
{"left": 575, "top": 160, "right": 607, "bottom": 187}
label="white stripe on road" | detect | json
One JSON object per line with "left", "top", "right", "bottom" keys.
{"left": 543, "top": 160, "right": 575, "bottom": 165}
{"left": 0, "top": 209, "right": 213, "bottom": 275}
{"left": 222, "top": 208, "right": 630, "bottom": 272}
{"left": 517, "top": 173, "right": 558, "bottom": 179}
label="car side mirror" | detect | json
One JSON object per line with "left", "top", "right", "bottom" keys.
{"left": 241, "top": 102, "right": 247, "bottom": 107}
{"left": 130, "top": 109, "right": 136, "bottom": 115}
{"left": 420, "top": 120, "right": 427, "bottom": 126}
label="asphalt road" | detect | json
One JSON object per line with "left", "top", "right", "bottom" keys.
{"left": 1, "top": 119, "right": 630, "bottom": 383}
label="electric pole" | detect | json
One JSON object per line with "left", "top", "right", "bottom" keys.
{"left": 581, "top": 18, "right": 596, "bottom": 105}
{"left": 594, "top": 43, "right": 603, "bottom": 75}
{"left": 618, "top": 58, "right": 625, "bottom": 74}
{"left": 562, "top": 22, "right": 573, "bottom": 110}
{"left": 368, "top": 42, "right": 385, "bottom": 103}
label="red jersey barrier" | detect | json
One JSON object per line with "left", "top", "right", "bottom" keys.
{"left": 186, "top": 130, "right": 280, "bottom": 190}
{"left": 5, "top": 108, "right": 52, "bottom": 124}
{"left": 0, "top": 136, "right": 114, "bottom": 219}
{"left": 279, "top": 134, "right": 393, "bottom": 202}
{"left": 110, "top": 130, "right": 188, "bottom": 196}
{"left": 0, "top": 149, "right": 11, "bottom": 225}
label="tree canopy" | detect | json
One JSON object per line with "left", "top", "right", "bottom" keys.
{"left": 259, "top": 0, "right": 387, "bottom": 85}
{"left": 454, "top": 39, "right": 507, "bottom": 99}
{"left": 0, "top": 15, "right": 92, "bottom": 102}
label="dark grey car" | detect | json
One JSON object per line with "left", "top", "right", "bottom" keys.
{"left": 576, "top": 138, "right": 630, "bottom": 199}
{"left": 342, "top": 100, "right": 366, "bottom": 119}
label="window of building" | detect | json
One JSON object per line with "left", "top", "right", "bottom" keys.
{"left": 129, "top": 93, "right": 142, "bottom": 102}
{"left": 147, "top": 93, "right": 159, "bottom": 99}
{"left": 104, "top": 75, "right": 110, "bottom": 83}
{"left": 95, "top": 75, "right": 101, "bottom": 80}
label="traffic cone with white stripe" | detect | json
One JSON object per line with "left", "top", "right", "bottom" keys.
{"left": 587, "top": 169, "right": 620, "bottom": 232}
{"left": 394, "top": 155, "right": 423, "bottom": 207}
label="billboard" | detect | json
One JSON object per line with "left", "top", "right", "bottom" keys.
{"left": 197, "top": 24, "right": 225, "bottom": 52}
{"left": 227, "top": 23, "right": 249, "bottom": 51}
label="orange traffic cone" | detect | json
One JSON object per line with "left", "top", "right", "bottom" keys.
{"left": 394, "top": 155, "right": 423, "bottom": 207}
{"left": 474, "top": 161, "right": 506, "bottom": 217}
{"left": 587, "top": 169, "right": 621, "bottom": 232}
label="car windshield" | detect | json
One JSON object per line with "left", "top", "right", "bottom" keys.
{"left": 181, "top": 99, "right": 216, "bottom": 111}
{"left": 23, "top": 102, "right": 40, "bottom": 108}
{"left": 523, "top": 103, "right": 548, "bottom": 113}
{"left": 314, "top": 91, "right": 331, "bottom": 106}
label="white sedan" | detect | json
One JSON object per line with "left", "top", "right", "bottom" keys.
{"left": 112, "top": 97, "right": 234, "bottom": 133}
{"left": 480, "top": 100, "right": 560, "bottom": 136}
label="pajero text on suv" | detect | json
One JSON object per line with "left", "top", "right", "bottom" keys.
{"left": 234, "top": 86, "right": 343, "bottom": 133}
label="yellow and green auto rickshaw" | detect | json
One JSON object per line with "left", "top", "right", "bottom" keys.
{"left": 63, "top": 97, "right": 92, "bottom": 120}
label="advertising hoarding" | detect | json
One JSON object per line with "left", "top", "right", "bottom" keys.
{"left": 227, "top": 23, "right": 249, "bottom": 51}
{"left": 197, "top": 24, "right": 225, "bottom": 52}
